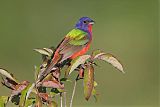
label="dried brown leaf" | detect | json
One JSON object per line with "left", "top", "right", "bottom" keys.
{"left": 83, "top": 64, "right": 94, "bottom": 100}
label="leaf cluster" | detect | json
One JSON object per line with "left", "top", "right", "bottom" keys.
{"left": 0, "top": 47, "right": 124, "bottom": 107}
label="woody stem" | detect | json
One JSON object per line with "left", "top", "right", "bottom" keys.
{"left": 69, "top": 77, "right": 78, "bottom": 107}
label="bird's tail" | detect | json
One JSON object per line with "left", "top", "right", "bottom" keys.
{"left": 36, "top": 52, "right": 61, "bottom": 84}
{"left": 36, "top": 63, "right": 55, "bottom": 83}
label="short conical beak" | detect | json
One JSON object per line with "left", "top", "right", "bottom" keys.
{"left": 89, "top": 20, "right": 95, "bottom": 25}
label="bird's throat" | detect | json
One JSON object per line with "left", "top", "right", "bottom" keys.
{"left": 88, "top": 24, "right": 92, "bottom": 40}
{"left": 88, "top": 24, "right": 92, "bottom": 34}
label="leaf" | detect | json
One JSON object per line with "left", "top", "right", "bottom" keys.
{"left": 10, "top": 95, "right": 20, "bottom": 105}
{"left": 43, "top": 48, "right": 54, "bottom": 55}
{"left": 78, "top": 67, "right": 84, "bottom": 79}
{"left": 94, "top": 81, "right": 98, "bottom": 87}
{"left": 50, "top": 88, "right": 60, "bottom": 97}
{"left": 52, "top": 68, "right": 60, "bottom": 80}
{"left": 11, "top": 81, "right": 30, "bottom": 96}
{"left": 96, "top": 53, "right": 125, "bottom": 73}
{"left": 60, "top": 78, "right": 72, "bottom": 83}
{"left": 40, "top": 80, "right": 64, "bottom": 89}
{"left": 19, "top": 84, "right": 32, "bottom": 107}
{"left": 0, "top": 68, "right": 19, "bottom": 83}
{"left": 60, "top": 78, "right": 67, "bottom": 82}
{"left": 91, "top": 49, "right": 105, "bottom": 59}
{"left": 34, "top": 65, "right": 40, "bottom": 81}
{"left": 83, "top": 64, "right": 94, "bottom": 101}
{"left": 26, "top": 83, "right": 36, "bottom": 101}
{"left": 35, "top": 95, "right": 42, "bottom": 107}
{"left": 66, "top": 55, "right": 91, "bottom": 76}
{"left": 92, "top": 88, "right": 99, "bottom": 102}
{"left": 1, "top": 77, "right": 17, "bottom": 90}
{"left": 0, "top": 96, "right": 9, "bottom": 107}
{"left": 37, "top": 86, "right": 46, "bottom": 93}
{"left": 38, "top": 93, "right": 49, "bottom": 101}
{"left": 49, "top": 101, "right": 58, "bottom": 107}
{"left": 33, "top": 48, "right": 53, "bottom": 56}
{"left": 25, "top": 98, "right": 35, "bottom": 107}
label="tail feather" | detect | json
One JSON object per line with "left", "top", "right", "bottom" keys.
{"left": 36, "top": 52, "right": 62, "bottom": 83}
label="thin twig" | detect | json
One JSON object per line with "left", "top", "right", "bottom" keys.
{"left": 60, "top": 93, "right": 63, "bottom": 107}
{"left": 69, "top": 80, "right": 77, "bottom": 107}
{"left": 64, "top": 92, "right": 67, "bottom": 107}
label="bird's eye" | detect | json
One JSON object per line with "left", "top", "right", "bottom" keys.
{"left": 83, "top": 21, "right": 87, "bottom": 24}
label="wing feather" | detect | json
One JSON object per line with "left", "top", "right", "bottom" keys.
{"left": 55, "top": 29, "right": 89, "bottom": 63}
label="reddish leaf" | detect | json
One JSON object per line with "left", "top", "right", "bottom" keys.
{"left": 39, "top": 79, "right": 64, "bottom": 89}
{"left": 38, "top": 93, "right": 49, "bottom": 101}
{"left": 83, "top": 64, "right": 94, "bottom": 101}
{"left": 52, "top": 68, "right": 60, "bottom": 80}
{"left": 1, "top": 77, "right": 17, "bottom": 90}
{"left": 78, "top": 67, "right": 84, "bottom": 79}
{"left": 11, "top": 81, "right": 30, "bottom": 96}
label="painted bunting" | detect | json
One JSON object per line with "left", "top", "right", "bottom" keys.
{"left": 38, "top": 17, "right": 95, "bottom": 82}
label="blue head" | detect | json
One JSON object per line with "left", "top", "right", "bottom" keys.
{"left": 75, "top": 17, "right": 94, "bottom": 32}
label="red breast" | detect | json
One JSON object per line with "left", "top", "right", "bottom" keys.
{"left": 70, "top": 42, "right": 91, "bottom": 59}
{"left": 71, "top": 25, "right": 92, "bottom": 59}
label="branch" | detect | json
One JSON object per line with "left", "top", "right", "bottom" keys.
{"left": 64, "top": 92, "right": 67, "bottom": 107}
{"left": 60, "top": 93, "right": 63, "bottom": 107}
{"left": 69, "top": 80, "right": 77, "bottom": 107}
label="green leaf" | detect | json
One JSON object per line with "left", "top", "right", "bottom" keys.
{"left": 60, "top": 78, "right": 67, "bottom": 82}
{"left": 10, "top": 95, "right": 20, "bottom": 105}
{"left": 50, "top": 88, "right": 60, "bottom": 93}
{"left": 0, "top": 68, "right": 19, "bottom": 83}
{"left": 49, "top": 101, "right": 58, "bottom": 107}
{"left": 49, "top": 92, "right": 57, "bottom": 97}
{"left": 66, "top": 55, "right": 91, "bottom": 76}
{"left": 19, "top": 84, "right": 32, "bottom": 107}
{"left": 94, "top": 81, "right": 98, "bottom": 87}
{"left": 60, "top": 78, "right": 72, "bottom": 83}
{"left": 26, "top": 83, "right": 36, "bottom": 101}
{"left": 96, "top": 53, "right": 125, "bottom": 73}
{"left": 33, "top": 48, "right": 53, "bottom": 56}
{"left": 34, "top": 65, "right": 40, "bottom": 81}
{"left": 0, "top": 96, "right": 9, "bottom": 107}
{"left": 50, "top": 88, "right": 61, "bottom": 97}
{"left": 92, "top": 88, "right": 99, "bottom": 102}
{"left": 83, "top": 64, "right": 94, "bottom": 101}
{"left": 37, "top": 86, "right": 47, "bottom": 93}
{"left": 25, "top": 98, "right": 35, "bottom": 107}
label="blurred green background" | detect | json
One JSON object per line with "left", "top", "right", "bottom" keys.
{"left": 0, "top": 0, "right": 159, "bottom": 107}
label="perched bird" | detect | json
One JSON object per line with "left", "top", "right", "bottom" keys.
{"left": 38, "top": 17, "right": 95, "bottom": 82}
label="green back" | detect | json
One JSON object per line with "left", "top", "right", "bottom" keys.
{"left": 66, "top": 29, "right": 89, "bottom": 46}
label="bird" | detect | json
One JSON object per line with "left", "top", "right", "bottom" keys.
{"left": 37, "top": 17, "right": 95, "bottom": 82}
